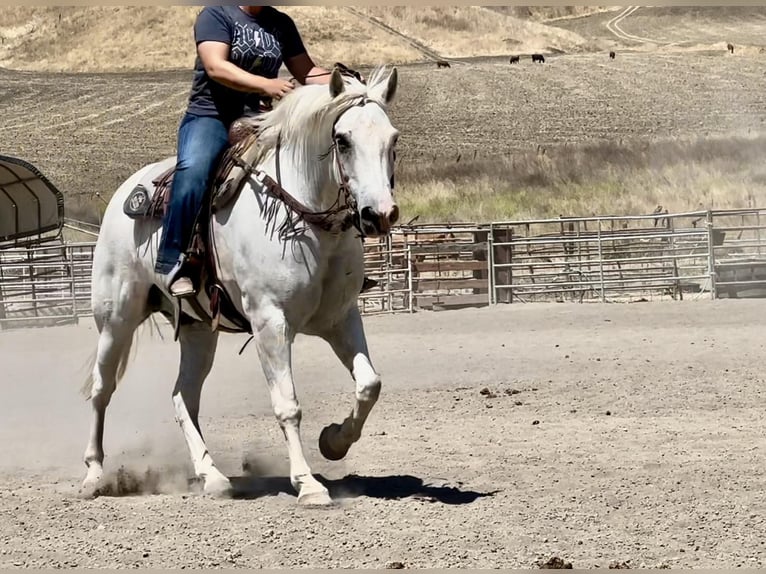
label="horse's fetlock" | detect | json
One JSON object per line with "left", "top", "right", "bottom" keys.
{"left": 356, "top": 375, "right": 381, "bottom": 403}
{"left": 83, "top": 452, "right": 103, "bottom": 467}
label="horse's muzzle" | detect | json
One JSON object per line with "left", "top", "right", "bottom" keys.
{"left": 360, "top": 205, "right": 399, "bottom": 236}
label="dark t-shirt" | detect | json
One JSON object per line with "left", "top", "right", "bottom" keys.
{"left": 186, "top": 6, "right": 306, "bottom": 126}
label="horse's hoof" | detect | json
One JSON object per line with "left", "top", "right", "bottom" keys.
{"left": 78, "top": 478, "right": 101, "bottom": 499}
{"left": 319, "top": 424, "right": 350, "bottom": 461}
{"left": 203, "top": 475, "right": 233, "bottom": 499}
{"left": 297, "top": 487, "right": 334, "bottom": 507}
{"left": 78, "top": 466, "right": 103, "bottom": 499}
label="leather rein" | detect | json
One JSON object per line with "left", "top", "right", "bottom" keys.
{"left": 229, "top": 65, "right": 379, "bottom": 242}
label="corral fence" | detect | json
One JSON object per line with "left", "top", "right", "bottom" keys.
{"left": 3, "top": 208, "right": 766, "bottom": 327}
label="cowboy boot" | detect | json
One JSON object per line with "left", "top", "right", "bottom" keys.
{"left": 167, "top": 254, "right": 200, "bottom": 298}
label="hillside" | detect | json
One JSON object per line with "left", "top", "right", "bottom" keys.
{"left": 4, "top": 48, "right": 766, "bottom": 223}
{"left": 484, "top": 6, "right": 617, "bottom": 22}
{"left": 3, "top": 6, "right": 766, "bottom": 223}
{"left": 552, "top": 6, "right": 766, "bottom": 51}
{"left": 4, "top": 6, "right": 761, "bottom": 73}
{"left": 0, "top": 7, "right": 423, "bottom": 72}
{"left": 0, "top": 6, "right": 595, "bottom": 73}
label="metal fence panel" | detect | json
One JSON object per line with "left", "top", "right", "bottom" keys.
{"left": 5, "top": 209, "right": 766, "bottom": 328}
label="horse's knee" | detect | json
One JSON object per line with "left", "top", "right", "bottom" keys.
{"left": 89, "top": 383, "right": 114, "bottom": 409}
{"left": 273, "top": 399, "right": 302, "bottom": 427}
{"left": 356, "top": 372, "right": 381, "bottom": 403}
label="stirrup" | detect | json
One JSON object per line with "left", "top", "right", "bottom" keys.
{"left": 166, "top": 254, "right": 200, "bottom": 298}
{"left": 169, "top": 276, "right": 196, "bottom": 298}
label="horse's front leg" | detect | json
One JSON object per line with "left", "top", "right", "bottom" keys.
{"left": 318, "top": 307, "right": 381, "bottom": 461}
{"left": 249, "top": 306, "right": 333, "bottom": 506}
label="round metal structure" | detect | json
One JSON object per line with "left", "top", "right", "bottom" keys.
{"left": 0, "top": 154, "right": 65, "bottom": 248}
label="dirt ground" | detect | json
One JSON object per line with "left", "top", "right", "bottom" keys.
{"left": 1, "top": 298, "right": 766, "bottom": 568}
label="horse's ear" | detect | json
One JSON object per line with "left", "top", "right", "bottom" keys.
{"left": 371, "top": 67, "right": 398, "bottom": 105}
{"left": 330, "top": 67, "right": 345, "bottom": 98}
{"left": 384, "top": 67, "right": 398, "bottom": 104}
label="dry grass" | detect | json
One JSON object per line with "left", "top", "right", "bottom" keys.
{"left": 0, "top": 6, "right": 601, "bottom": 73}
{"left": 62, "top": 135, "right": 766, "bottom": 227}
{"left": 486, "top": 6, "right": 619, "bottom": 23}
{"left": 612, "top": 6, "right": 766, "bottom": 47}
{"left": 356, "top": 7, "right": 592, "bottom": 57}
{"left": 280, "top": 7, "right": 422, "bottom": 66}
{"left": 0, "top": 6, "right": 423, "bottom": 72}
{"left": 395, "top": 135, "right": 766, "bottom": 223}
{"left": 3, "top": 8, "right": 766, "bottom": 226}
{"left": 552, "top": 6, "right": 766, "bottom": 52}
{"left": 0, "top": 7, "right": 200, "bottom": 72}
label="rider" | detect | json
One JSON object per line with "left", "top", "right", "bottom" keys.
{"left": 156, "top": 5, "right": 333, "bottom": 297}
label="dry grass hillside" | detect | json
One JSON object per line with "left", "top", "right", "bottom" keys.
{"left": 485, "top": 6, "right": 617, "bottom": 22}
{"left": 3, "top": 6, "right": 766, "bottom": 223}
{"left": 0, "top": 6, "right": 425, "bottom": 72}
{"left": 607, "top": 6, "right": 766, "bottom": 48}
{"left": 355, "top": 7, "right": 594, "bottom": 57}
{"left": 553, "top": 6, "right": 766, "bottom": 51}
{"left": 0, "top": 6, "right": 601, "bottom": 73}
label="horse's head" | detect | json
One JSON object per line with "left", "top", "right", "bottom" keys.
{"left": 329, "top": 66, "right": 400, "bottom": 237}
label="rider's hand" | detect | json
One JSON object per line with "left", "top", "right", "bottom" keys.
{"left": 262, "top": 78, "right": 295, "bottom": 100}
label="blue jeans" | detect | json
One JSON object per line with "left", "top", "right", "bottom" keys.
{"left": 155, "top": 113, "right": 230, "bottom": 274}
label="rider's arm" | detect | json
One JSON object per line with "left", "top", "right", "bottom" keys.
{"left": 197, "top": 41, "right": 274, "bottom": 95}
{"left": 277, "top": 12, "right": 331, "bottom": 86}
{"left": 285, "top": 52, "right": 331, "bottom": 85}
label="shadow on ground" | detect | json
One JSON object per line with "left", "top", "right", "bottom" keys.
{"left": 229, "top": 473, "right": 498, "bottom": 505}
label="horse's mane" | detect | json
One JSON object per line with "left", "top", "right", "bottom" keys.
{"left": 248, "top": 66, "right": 392, "bottom": 168}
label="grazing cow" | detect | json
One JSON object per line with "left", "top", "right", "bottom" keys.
{"left": 532, "top": 53, "right": 545, "bottom": 63}
{"left": 609, "top": 50, "right": 616, "bottom": 59}
{"left": 436, "top": 60, "right": 451, "bottom": 68}
{"left": 509, "top": 55, "right": 520, "bottom": 64}
{"left": 727, "top": 42, "right": 734, "bottom": 54}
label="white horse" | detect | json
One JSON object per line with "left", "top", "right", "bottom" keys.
{"left": 80, "top": 66, "right": 400, "bottom": 506}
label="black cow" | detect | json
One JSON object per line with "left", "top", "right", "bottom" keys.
{"left": 509, "top": 55, "right": 520, "bottom": 64}
{"left": 609, "top": 50, "right": 616, "bottom": 59}
{"left": 532, "top": 53, "right": 545, "bottom": 63}
{"left": 727, "top": 42, "right": 735, "bottom": 54}
{"left": 436, "top": 60, "right": 451, "bottom": 68}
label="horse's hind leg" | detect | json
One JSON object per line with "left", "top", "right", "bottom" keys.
{"left": 172, "top": 321, "right": 231, "bottom": 497}
{"left": 318, "top": 307, "right": 381, "bottom": 462}
{"left": 81, "top": 289, "right": 148, "bottom": 496}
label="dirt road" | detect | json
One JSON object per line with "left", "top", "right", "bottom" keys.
{"left": 1, "top": 299, "right": 765, "bottom": 568}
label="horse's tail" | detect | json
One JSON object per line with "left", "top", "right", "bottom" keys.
{"left": 79, "top": 350, "right": 98, "bottom": 399}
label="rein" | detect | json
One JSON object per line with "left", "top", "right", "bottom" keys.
{"left": 265, "top": 129, "right": 362, "bottom": 239}
{"left": 229, "top": 66, "right": 377, "bottom": 243}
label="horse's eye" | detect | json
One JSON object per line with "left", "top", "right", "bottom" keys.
{"left": 335, "top": 134, "right": 351, "bottom": 152}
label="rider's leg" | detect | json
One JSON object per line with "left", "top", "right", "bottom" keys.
{"left": 155, "top": 113, "right": 229, "bottom": 296}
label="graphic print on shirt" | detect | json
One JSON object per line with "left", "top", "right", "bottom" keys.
{"left": 231, "top": 21, "right": 282, "bottom": 78}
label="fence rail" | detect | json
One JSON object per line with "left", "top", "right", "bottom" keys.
{"left": 4, "top": 208, "right": 766, "bottom": 327}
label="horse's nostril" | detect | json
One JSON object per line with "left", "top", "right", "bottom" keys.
{"left": 361, "top": 206, "right": 375, "bottom": 221}
{"left": 389, "top": 205, "right": 400, "bottom": 226}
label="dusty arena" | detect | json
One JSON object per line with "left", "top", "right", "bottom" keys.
{"left": 1, "top": 299, "right": 765, "bottom": 568}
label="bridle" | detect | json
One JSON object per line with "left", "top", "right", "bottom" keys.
{"left": 227, "top": 64, "right": 393, "bottom": 242}
{"left": 272, "top": 67, "right": 392, "bottom": 241}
